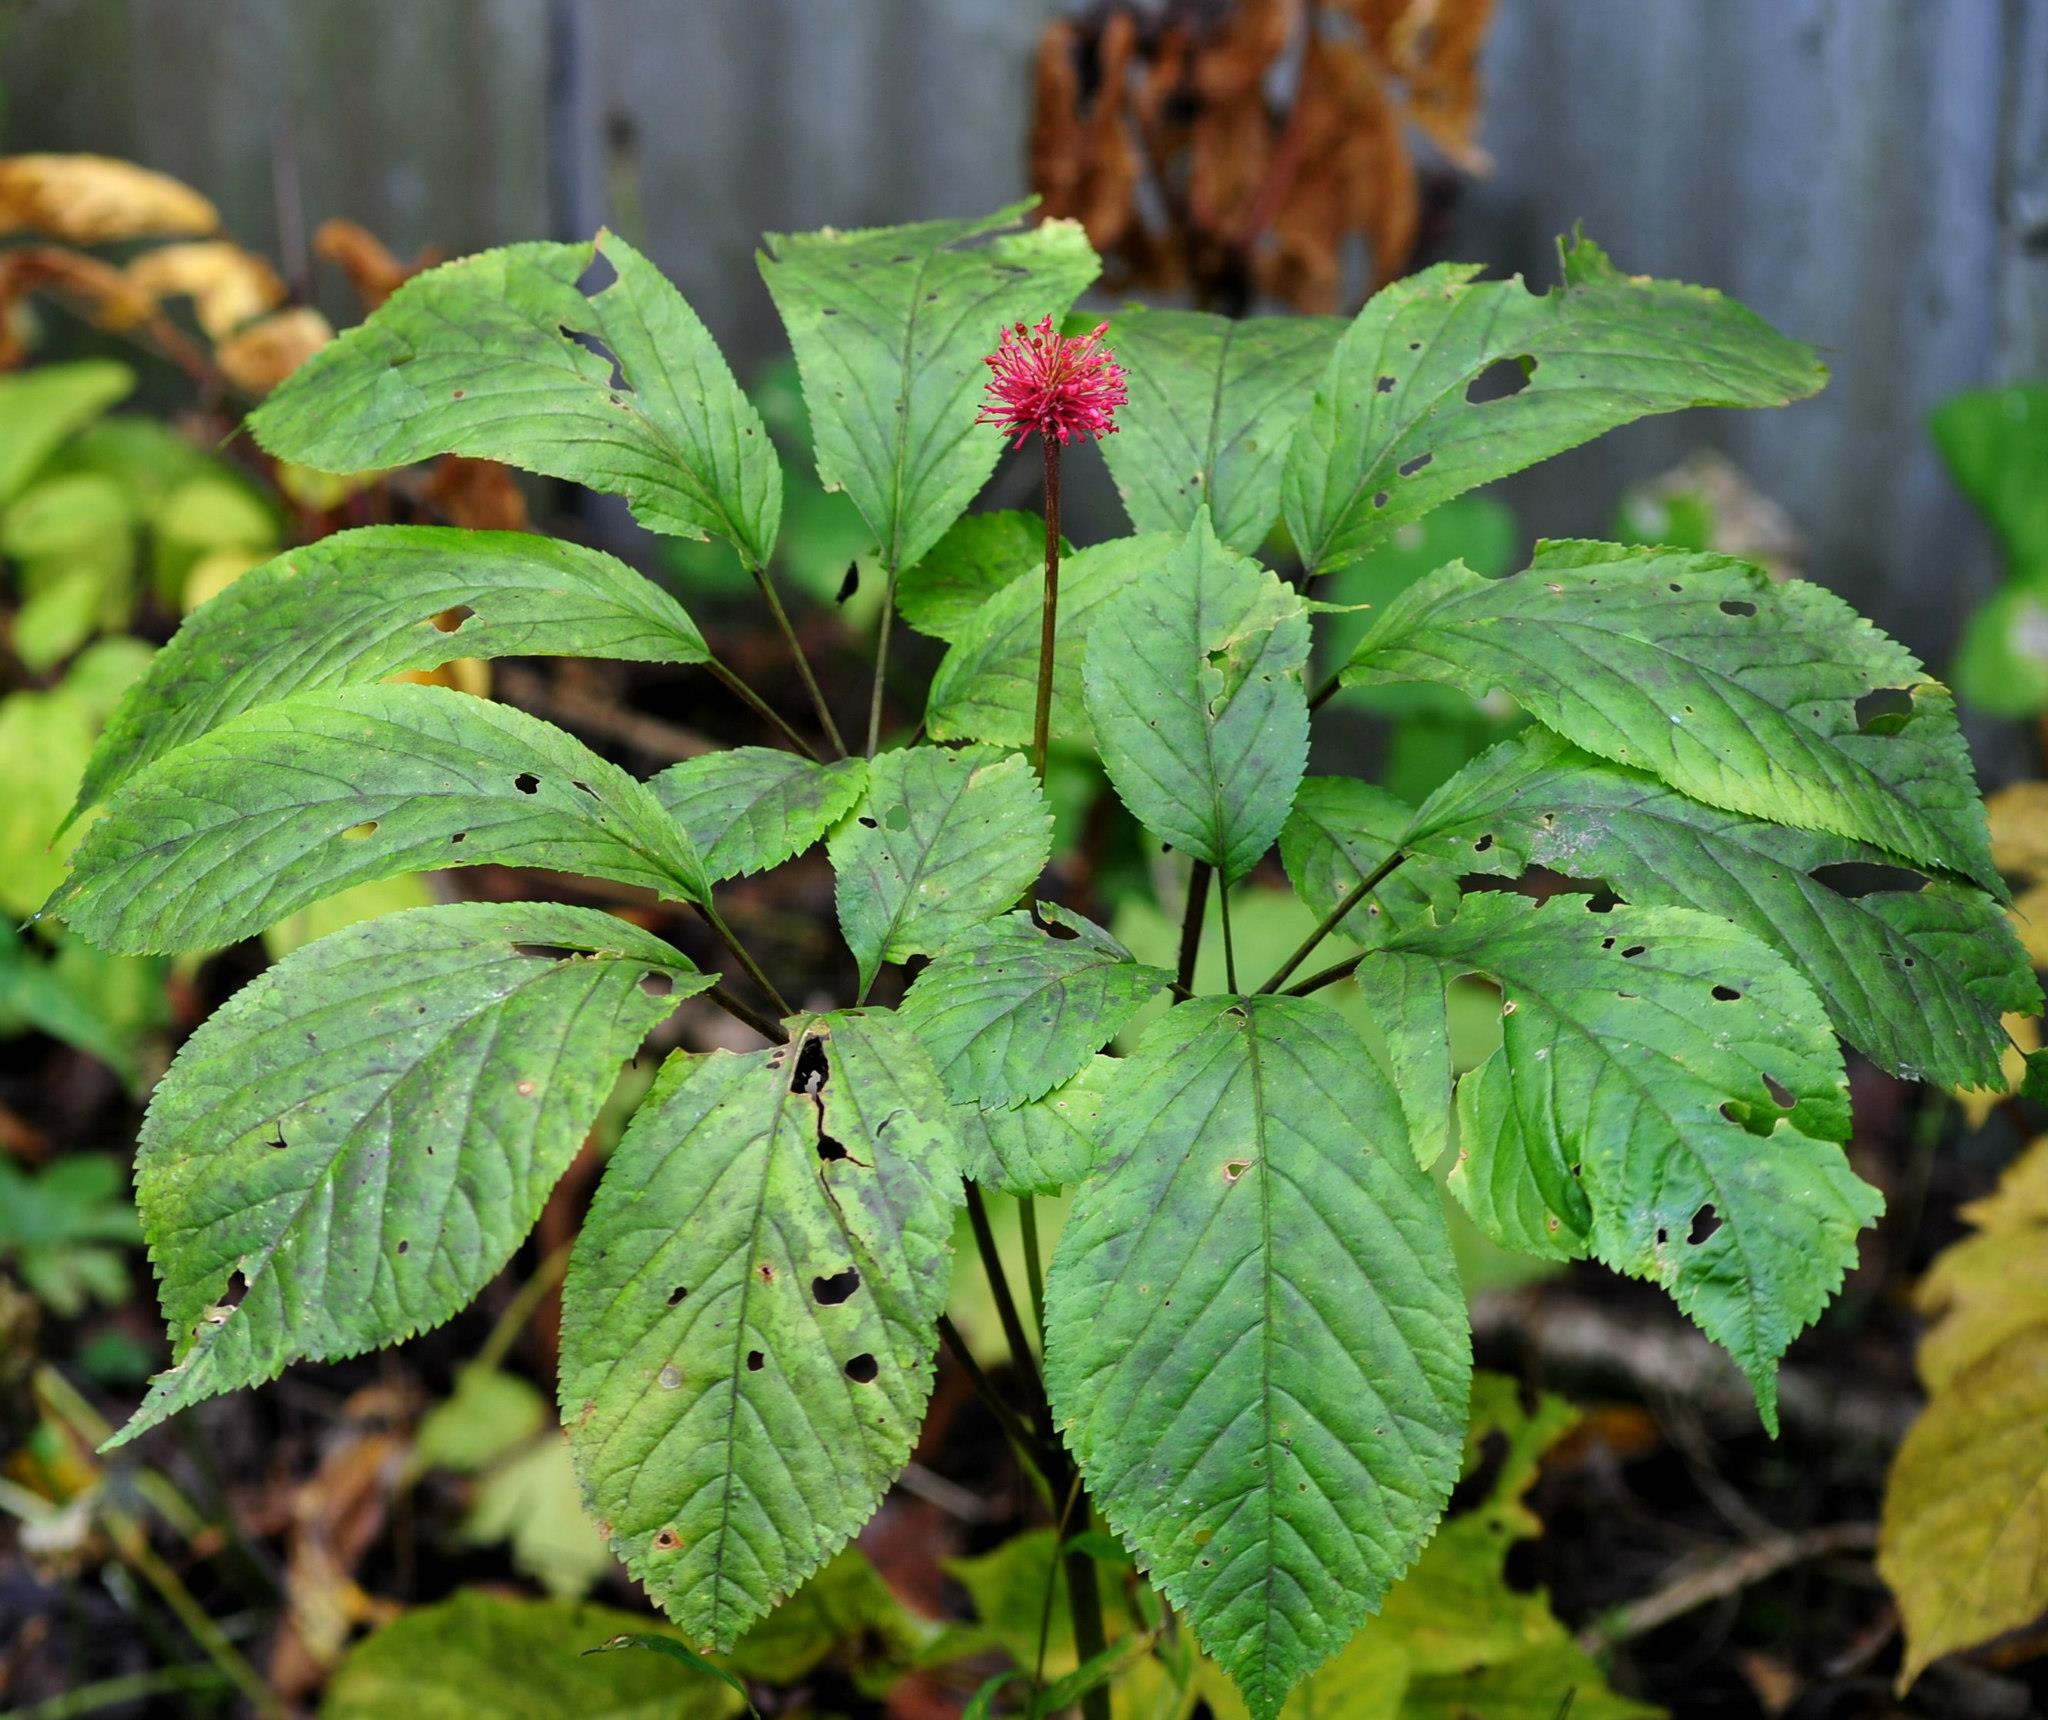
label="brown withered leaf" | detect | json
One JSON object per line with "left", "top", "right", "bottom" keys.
{"left": 0, "top": 246, "right": 155, "bottom": 368}
{"left": 422, "top": 456, "right": 530, "bottom": 531}
{"left": 0, "top": 154, "right": 218, "bottom": 243}
{"left": 313, "top": 217, "right": 421, "bottom": 311}
{"left": 1389, "top": 0, "right": 1496, "bottom": 169}
{"left": 1261, "top": 37, "right": 1418, "bottom": 308}
{"left": 214, "top": 305, "right": 333, "bottom": 394}
{"left": 126, "top": 241, "right": 286, "bottom": 339}
{"left": 1031, "top": 14, "right": 1143, "bottom": 254}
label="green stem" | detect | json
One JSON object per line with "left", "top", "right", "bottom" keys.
{"left": 748, "top": 558, "right": 847, "bottom": 757}
{"left": 0, "top": 1666, "right": 230, "bottom": 1720}
{"left": 475, "top": 1242, "right": 573, "bottom": 1374}
{"left": 705, "top": 658, "right": 820, "bottom": 761}
{"left": 1307, "top": 669, "right": 1340, "bottom": 711}
{"left": 963, "top": 1182, "right": 1046, "bottom": 1415}
{"left": 1030, "top": 439, "right": 1063, "bottom": 782}
{"left": 696, "top": 900, "right": 792, "bottom": 1017}
{"left": 1176, "top": 861, "right": 1212, "bottom": 995}
{"left": 1219, "top": 882, "right": 1239, "bottom": 993}
{"left": 1285, "top": 952, "right": 1365, "bottom": 997}
{"left": 937, "top": 1313, "right": 1050, "bottom": 1484}
{"left": 1060, "top": 1502, "right": 1113, "bottom": 1720}
{"left": 1257, "top": 849, "right": 1407, "bottom": 994}
{"left": 706, "top": 984, "right": 788, "bottom": 1044}
{"left": 866, "top": 565, "right": 899, "bottom": 760}
{"left": 1019, "top": 1195, "right": 1047, "bottom": 1347}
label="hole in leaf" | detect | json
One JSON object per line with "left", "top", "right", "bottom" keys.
{"left": 858, "top": 816, "right": 879, "bottom": 829}
{"left": 1038, "top": 908, "right": 1080, "bottom": 940}
{"left": 667, "top": 1285, "right": 689, "bottom": 1306}
{"left": 812, "top": 1268, "right": 860, "bottom": 1305}
{"left": 1466, "top": 356, "right": 1533, "bottom": 403}
{"left": 1473, "top": 833, "right": 1494, "bottom": 853}
{"left": 746, "top": 1350, "right": 765, "bottom": 1372}
{"left": 572, "top": 779, "right": 599, "bottom": 797}
{"left": 560, "top": 325, "right": 630, "bottom": 391}
{"left": 1372, "top": 490, "right": 1390, "bottom": 509}
{"left": 1223, "top": 1159, "right": 1251, "bottom": 1182}
{"left": 574, "top": 250, "right": 620, "bottom": 295}
{"left": 340, "top": 820, "right": 379, "bottom": 841}
{"left": 1376, "top": 375, "right": 1396, "bottom": 393}
{"left": 1655, "top": 1227, "right": 1668, "bottom": 1245}
{"left": 221, "top": 1269, "right": 249, "bottom": 1310}
{"left": 836, "top": 562, "right": 860, "bottom": 604}
{"left": 1812, "top": 861, "right": 1927, "bottom": 898}
{"left": 1855, "top": 687, "right": 1916, "bottom": 734}
{"left": 1689, "top": 1204, "right": 1722, "bottom": 1245}
{"left": 792, "top": 1036, "right": 830, "bottom": 1095}
{"left": 1711, "top": 984, "right": 1741, "bottom": 1001}
{"left": 1621, "top": 944, "right": 1646, "bottom": 959}
{"left": 1763, "top": 1073, "right": 1796, "bottom": 1109}
{"left": 640, "top": 971, "right": 674, "bottom": 997}
{"left": 884, "top": 803, "right": 912, "bottom": 832}
{"left": 397, "top": 1239, "right": 410, "bottom": 1254}
{"left": 844, "top": 1353, "right": 879, "bottom": 1383}
{"left": 1397, "top": 451, "right": 1434, "bottom": 478}
{"left": 514, "top": 772, "right": 541, "bottom": 795}
{"left": 513, "top": 943, "right": 580, "bottom": 962}
{"left": 817, "top": 1132, "right": 849, "bottom": 1162}
{"left": 653, "top": 1526, "right": 680, "bottom": 1551}
{"left": 1669, "top": 583, "right": 1683, "bottom": 593}
{"left": 429, "top": 605, "right": 475, "bottom": 633}
{"left": 450, "top": 830, "right": 467, "bottom": 844}
{"left": 1718, "top": 599, "right": 1757, "bottom": 618}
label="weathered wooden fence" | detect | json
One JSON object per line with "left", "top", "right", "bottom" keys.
{"left": 4, "top": 0, "right": 2044, "bottom": 731}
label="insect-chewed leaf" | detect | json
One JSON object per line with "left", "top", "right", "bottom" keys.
{"left": 900, "top": 908, "right": 1169, "bottom": 1109}
{"left": 106, "top": 903, "right": 706, "bottom": 1450}
{"left": 248, "top": 232, "right": 780, "bottom": 566}
{"left": 1408, "top": 728, "right": 2038, "bottom": 1088}
{"left": 894, "top": 510, "right": 1049, "bottom": 643}
{"left": 72, "top": 526, "right": 711, "bottom": 823}
{"left": 926, "top": 534, "right": 1176, "bottom": 749}
{"left": 559, "top": 1009, "right": 962, "bottom": 1649}
{"left": 759, "top": 200, "right": 1099, "bottom": 574}
{"left": 950, "top": 1057, "right": 1117, "bottom": 1195}
{"left": 1343, "top": 540, "right": 2001, "bottom": 893}
{"left": 651, "top": 748, "right": 867, "bottom": 882}
{"left": 1044, "top": 995, "right": 1470, "bottom": 1720}
{"left": 1102, "top": 308, "right": 1343, "bottom": 553}
{"left": 1282, "top": 233, "right": 1825, "bottom": 576}
{"left": 1384, "top": 891, "right": 1876, "bottom": 1431}
{"left": 1083, "top": 512, "right": 1310, "bottom": 882}
{"left": 829, "top": 745, "right": 1052, "bottom": 995}
{"left": 50, "top": 683, "right": 710, "bottom": 954}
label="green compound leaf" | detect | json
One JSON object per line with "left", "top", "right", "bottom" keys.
{"left": 651, "top": 748, "right": 867, "bottom": 883}
{"left": 829, "top": 745, "right": 1053, "bottom": 996}
{"left": 560, "top": 1009, "right": 962, "bottom": 1649}
{"left": 927, "top": 533, "right": 1177, "bottom": 749}
{"left": 1282, "top": 233, "right": 1826, "bottom": 577}
{"left": 950, "top": 1056, "right": 1116, "bottom": 1195}
{"left": 73, "top": 526, "right": 710, "bottom": 823}
{"left": 895, "top": 510, "right": 1050, "bottom": 642}
{"left": 323, "top": 1592, "right": 744, "bottom": 1720}
{"left": 900, "top": 907, "right": 1170, "bottom": 1109}
{"left": 1277, "top": 776, "right": 1457, "bottom": 950}
{"left": 1083, "top": 512, "right": 1310, "bottom": 882}
{"left": 1101, "top": 307, "right": 1343, "bottom": 553}
{"left": 1044, "top": 995, "right": 1470, "bottom": 1720}
{"left": 1408, "top": 728, "right": 2038, "bottom": 1089}
{"left": 250, "top": 232, "right": 780, "bottom": 566}
{"left": 759, "top": 201, "right": 1099, "bottom": 575}
{"left": 51, "top": 683, "right": 711, "bottom": 955}
{"left": 1342, "top": 539, "right": 2001, "bottom": 894}
{"left": 1383, "top": 891, "right": 1878, "bottom": 1432}
{"left": 108, "top": 903, "right": 706, "bottom": 1450}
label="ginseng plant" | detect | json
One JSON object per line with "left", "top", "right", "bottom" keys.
{"left": 47, "top": 201, "right": 2038, "bottom": 1719}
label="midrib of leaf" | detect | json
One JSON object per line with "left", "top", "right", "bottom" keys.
{"left": 1201, "top": 321, "right": 1236, "bottom": 499}
{"left": 867, "top": 774, "right": 967, "bottom": 978}
{"left": 1244, "top": 1010, "right": 1281, "bottom": 1673}
{"left": 883, "top": 248, "right": 935, "bottom": 575}
{"left": 710, "top": 1054, "right": 798, "bottom": 1640}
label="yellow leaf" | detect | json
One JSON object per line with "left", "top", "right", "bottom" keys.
{"left": 1954, "top": 1011, "right": 2037, "bottom": 1127}
{"left": 0, "top": 154, "right": 217, "bottom": 243}
{"left": 127, "top": 241, "right": 285, "bottom": 339}
{"left": 214, "top": 306, "right": 332, "bottom": 394}
{"left": 1880, "top": 1322, "right": 2048, "bottom": 1689}
{"left": 1987, "top": 781, "right": 2048, "bottom": 879}
{"left": 1959, "top": 1134, "right": 2048, "bottom": 1230}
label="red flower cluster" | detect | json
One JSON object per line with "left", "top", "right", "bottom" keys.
{"left": 975, "top": 315, "right": 1127, "bottom": 449}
